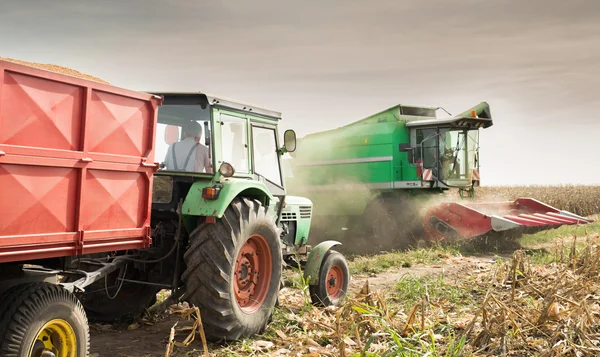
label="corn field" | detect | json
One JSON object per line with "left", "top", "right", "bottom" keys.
{"left": 473, "top": 185, "right": 600, "bottom": 217}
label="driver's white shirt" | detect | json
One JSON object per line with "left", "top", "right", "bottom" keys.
{"left": 164, "top": 137, "right": 211, "bottom": 172}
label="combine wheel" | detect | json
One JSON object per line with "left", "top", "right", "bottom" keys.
{"left": 309, "top": 250, "right": 349, "bottom": 306}
{"left": 0, "top": 282, "right": 89, "bottom": 357}
{"left": 182, "top": 198, "right": 282, "bottom": 341}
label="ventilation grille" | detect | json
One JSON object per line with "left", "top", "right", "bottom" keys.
{"left": 299, "top": 206, "right": 312, "bottom": 219}
{"left": 281, "top": 212, "right": 297, "bottom": 220}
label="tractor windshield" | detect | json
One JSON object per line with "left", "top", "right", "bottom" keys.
{"left": 155, "top": 104, "right": 213, "bottom": 174}
{"left": 439, "top": 128, "right": 479, "bottom": 182}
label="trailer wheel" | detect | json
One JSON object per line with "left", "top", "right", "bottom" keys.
{"left": 0, "top": 282, "right": 89, "bottom": 357}
{"left": 182, "top": 198, "right": 282, "bottom": 342}
{"left": 309, "top": 250, "right": 349, "bottom": 306}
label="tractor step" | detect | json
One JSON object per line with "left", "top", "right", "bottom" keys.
{"left": 424, "top": 198, "right": 592, "bottom": 242}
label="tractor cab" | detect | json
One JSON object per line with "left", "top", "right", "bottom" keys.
{"left": 150, "top": 92, "right": 295, "bottom": 211}
{"left": 404, "top": 102, "right": 493, "bottom": 190}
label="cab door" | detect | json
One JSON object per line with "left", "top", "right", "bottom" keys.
{"left": 250, "top": 122, "right": 285, "bottom": 197}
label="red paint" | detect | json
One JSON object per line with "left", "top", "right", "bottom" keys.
{"left": 325, "top": 265, "right": 344, "bottom": 299}
{"left": 234, "top": 234, "right": 272, "bottom": 313}
{"left": 416, "top": 160, "right": 423, "bottom": 178}
{"left": 424, "top": 197, "right": 589, "bottom": 242}
{"left": 0, "top": 59, "right": 161, "bottom": 263}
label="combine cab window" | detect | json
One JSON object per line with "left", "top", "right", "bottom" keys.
{"left": 440, "top": 130, "right": 465, "bottom": 179}
{"left": 252, "top": 126, "right": 282, "bottom": 186}
{"left": 220, "top": 114, "right": 249, "bottom": 173}
{"left": 415, "top": 128, "right": 438, "bottom": 169}
{"left": 439, "top": 129, "right": 478, "bottom": 181}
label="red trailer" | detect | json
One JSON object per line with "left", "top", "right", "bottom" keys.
{"left": 0, "top": 60, "right": 161, "bottom": 263}
{"left": 0, "top": 59, "right": 162, "bottom": 357}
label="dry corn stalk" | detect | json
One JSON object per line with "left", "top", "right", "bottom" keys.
{"left": 171, "top": 306, "right": 209, "bottom": 357}
{"left": 165, "top": 322, "right": 177, "bottom": 357}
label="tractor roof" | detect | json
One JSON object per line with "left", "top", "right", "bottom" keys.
{"left": 148, "top": 91, "right": 282, "bottom": 120}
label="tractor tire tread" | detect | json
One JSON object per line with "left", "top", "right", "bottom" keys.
{"left": 182, "top": 198, "right": 281, "bottom": 341}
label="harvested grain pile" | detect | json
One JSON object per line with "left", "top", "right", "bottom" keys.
{"left": 0, "top": 56, "right": 109, "bottom": 84}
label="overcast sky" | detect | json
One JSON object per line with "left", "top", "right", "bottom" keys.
{"left": 1, "top": 0, "right": 599, "bottom": 185}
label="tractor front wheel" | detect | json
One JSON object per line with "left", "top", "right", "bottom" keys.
{"left": 182, "top": 198, "right": 282, "bottom": 342}
{"left": 309, "top": 250, "right": 349, "bottom": 306}
{"left": 0, "top": 282, "right": 89, "bottom": 357}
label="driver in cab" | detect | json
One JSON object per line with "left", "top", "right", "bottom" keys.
{"left": 164, "top": 121, "right": 212, "bottom": 173}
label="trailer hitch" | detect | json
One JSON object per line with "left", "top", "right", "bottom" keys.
{"left": 59, "top": 258, "right": 127, "bottom": 293}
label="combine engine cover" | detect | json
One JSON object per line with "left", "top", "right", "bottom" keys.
{"left": 424, "top": 197, "right": 592, "bottom": 242}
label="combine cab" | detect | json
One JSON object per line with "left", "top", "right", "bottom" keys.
{"left": 424, "top": 198, "right": 592, "bottom": 242}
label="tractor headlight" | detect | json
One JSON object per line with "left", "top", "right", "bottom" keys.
{"left": 218, "top": 162, "right": 235, "bottom": 178}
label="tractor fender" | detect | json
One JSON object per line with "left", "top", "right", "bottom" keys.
{"left": 303, "top": 240, "right": 342, "bottom": 286}
{"left": 182, "top": 178, "right": 274, "bottom": 218}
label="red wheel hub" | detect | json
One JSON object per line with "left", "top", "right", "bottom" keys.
{"left": 234, "top": 234, "right": 272, "bottom": 313}
{"left": 325, "top": 265, "right": 344, "bottom": 299}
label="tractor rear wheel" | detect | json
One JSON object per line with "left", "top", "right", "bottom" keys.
{"left": 309, "top": 250, "right": 349, "bottom": 306}
{"left": 0, "top": 282, "right": 89, "bottom": 357}
{"left": 182, "top": 198, "right": 282, "bottom": 342}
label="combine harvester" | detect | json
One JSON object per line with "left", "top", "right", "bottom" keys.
{"left": 285, "top": 102, "right": 591, "bottom": 252}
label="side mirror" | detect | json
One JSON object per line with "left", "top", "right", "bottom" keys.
{"left": 283, "top": 130, "right": 297, "bottom": 153}
{"left": 165, "top": 125, "right": 179, "bottom": 145}
{"left": 399, "top": 143, "right": 416, "bottom": 163}
{"left": 398, "top": 143, "right": 413, "bottom": 152}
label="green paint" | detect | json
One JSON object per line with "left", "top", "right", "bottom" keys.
{"left": 182, "top": 178, "right": 273, "bottom": 218}
{"left": 304, "top": 240, "right": 342, "bottom": 286}
{"left": 282, "top": 195, "right": 312, "bottom": 245}
{"left": 286, "top": 102, "right": 492, "bottom": 217}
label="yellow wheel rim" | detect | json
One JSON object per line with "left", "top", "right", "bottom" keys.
{"left": 29, "top": 319, "right": 76, "bottom": 357}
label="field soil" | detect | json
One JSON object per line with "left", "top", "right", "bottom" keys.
{"left": 89, "top": 254, "right": 498, "bottom": 357}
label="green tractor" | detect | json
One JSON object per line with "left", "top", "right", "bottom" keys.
{"left": 75, "top": 92, "right": 350, "bottom": 343}
{"left": 144, "top": 92, "right": 349, "bottom": 340}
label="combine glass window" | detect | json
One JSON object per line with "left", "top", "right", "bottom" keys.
{"left": 415, "top": 128, "right": 438, "bottom": 169}
{"left": 252, "top": 126, "right": 282, "bottom": 186}
{"left": 439, "top": 129, "right": 478, "bottom": 180}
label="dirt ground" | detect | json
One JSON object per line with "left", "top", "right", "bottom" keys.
{"left": 89, "top": 255, "right": 497, "bottom": 357}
